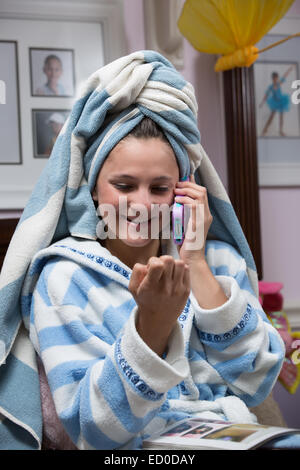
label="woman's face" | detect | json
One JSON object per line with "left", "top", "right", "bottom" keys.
{"left": 92, "top": 137, "right": 179, "bottom": 247}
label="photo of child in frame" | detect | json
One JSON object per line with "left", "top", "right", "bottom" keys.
{"left": 32, "top": 109, "right": 70, "bottom": 158}
{"left": 30, "top": 48, "right": 75, "bottom": 97}
{"left": 254, "top": 61, "right": 300, "bottom": 138}
{"left": 258, "top": 64, "right": 296, "bottom": 137}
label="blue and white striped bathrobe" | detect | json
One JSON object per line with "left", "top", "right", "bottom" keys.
{"left": 22, "top": 235, "right": 284, "bottom": 450}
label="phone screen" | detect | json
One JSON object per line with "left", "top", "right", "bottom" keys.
{"left": 172, "top": 201, "right": 184, "bottom": 245}
{"left": 172, "top": 176, "right": 189, "bottom": 245}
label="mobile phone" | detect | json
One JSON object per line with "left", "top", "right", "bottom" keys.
{"left": 172, "top": 201, "right": 184, "bottom": 245}
{"left": 172, "top": 176, "right": 189, "bottom": 245}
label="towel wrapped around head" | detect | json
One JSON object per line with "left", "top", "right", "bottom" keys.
{"left": 0, "top": 50, "right": 257, "bottom": 449}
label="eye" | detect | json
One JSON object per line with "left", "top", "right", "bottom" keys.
{"left": 113, "top": 183, "right": 134, "bottom": 191}
{"left": 151, "top": 186, "right": 169, "bottom": 193}
{"left": 112, "top": 183, "right": 170, "bottom": 193}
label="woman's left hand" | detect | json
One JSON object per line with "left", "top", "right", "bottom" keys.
{"left": 174, "top": 175, "right": 213, "bottom": 265}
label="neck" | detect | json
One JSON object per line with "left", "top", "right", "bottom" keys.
{"left": 103, "top": 238, "right": 161, "bottom": 269}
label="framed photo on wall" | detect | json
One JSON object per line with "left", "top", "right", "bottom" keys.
{"left": 254, "top": 24, "right": 300, "bottom": 187}
{"left": 30, "top": 48, "right": 75, "bottom": 97}
{"left": 254, "top": 61, "right": 299, "bottom": 139}
{"left": 32, "top": 109, "right": 70, "bottom": 158}
{"left": 0, "top": 40, "right": 22, "bottom": 165}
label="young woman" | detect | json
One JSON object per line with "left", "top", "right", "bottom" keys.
{"left": 91, "top": 118, "right": 228, "bottom": 357}
{"left": 0, "top": 51, "right": 288, "bottom": 450}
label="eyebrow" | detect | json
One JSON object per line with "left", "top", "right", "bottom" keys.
{"left": 110, "top": 174, "right": 173, "bottom": 182}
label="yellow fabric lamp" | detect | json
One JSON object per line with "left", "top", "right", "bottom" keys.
{"left": 178, "top": 0, "right": 296, "bottom": 71}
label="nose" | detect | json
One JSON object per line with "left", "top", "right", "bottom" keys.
{"left": 128, "top": 188, "right": 152, "bottom": 218}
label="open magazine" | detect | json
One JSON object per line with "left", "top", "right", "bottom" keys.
{"left": 143, "top": 417, "right": 300, "bottom": 450}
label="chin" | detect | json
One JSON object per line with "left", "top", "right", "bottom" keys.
{"left": 119, "top": 236, "right": 154, "bottom": 248}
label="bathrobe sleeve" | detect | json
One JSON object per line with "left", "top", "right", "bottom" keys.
{"left": 190, "top": 241, "right": 285, "bottom": 408}
{"left": 30, "top": 257, "right": 189, "bottom": 450}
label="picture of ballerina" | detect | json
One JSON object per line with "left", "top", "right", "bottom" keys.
{"left": 255, "top": 63, "right": 299, "bottom": 137}
{"left": 258, "top": 64, "right": 296, "bottom": 137}
{"left": 254, "top": 33, "right": 300, "bottom": 186}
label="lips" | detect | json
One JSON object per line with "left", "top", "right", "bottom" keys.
{"left": 119, "top": 214, "right": 151, "bottom": 224}
{"left": 126, "top": 217, "right": 150, "bottom": 224}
